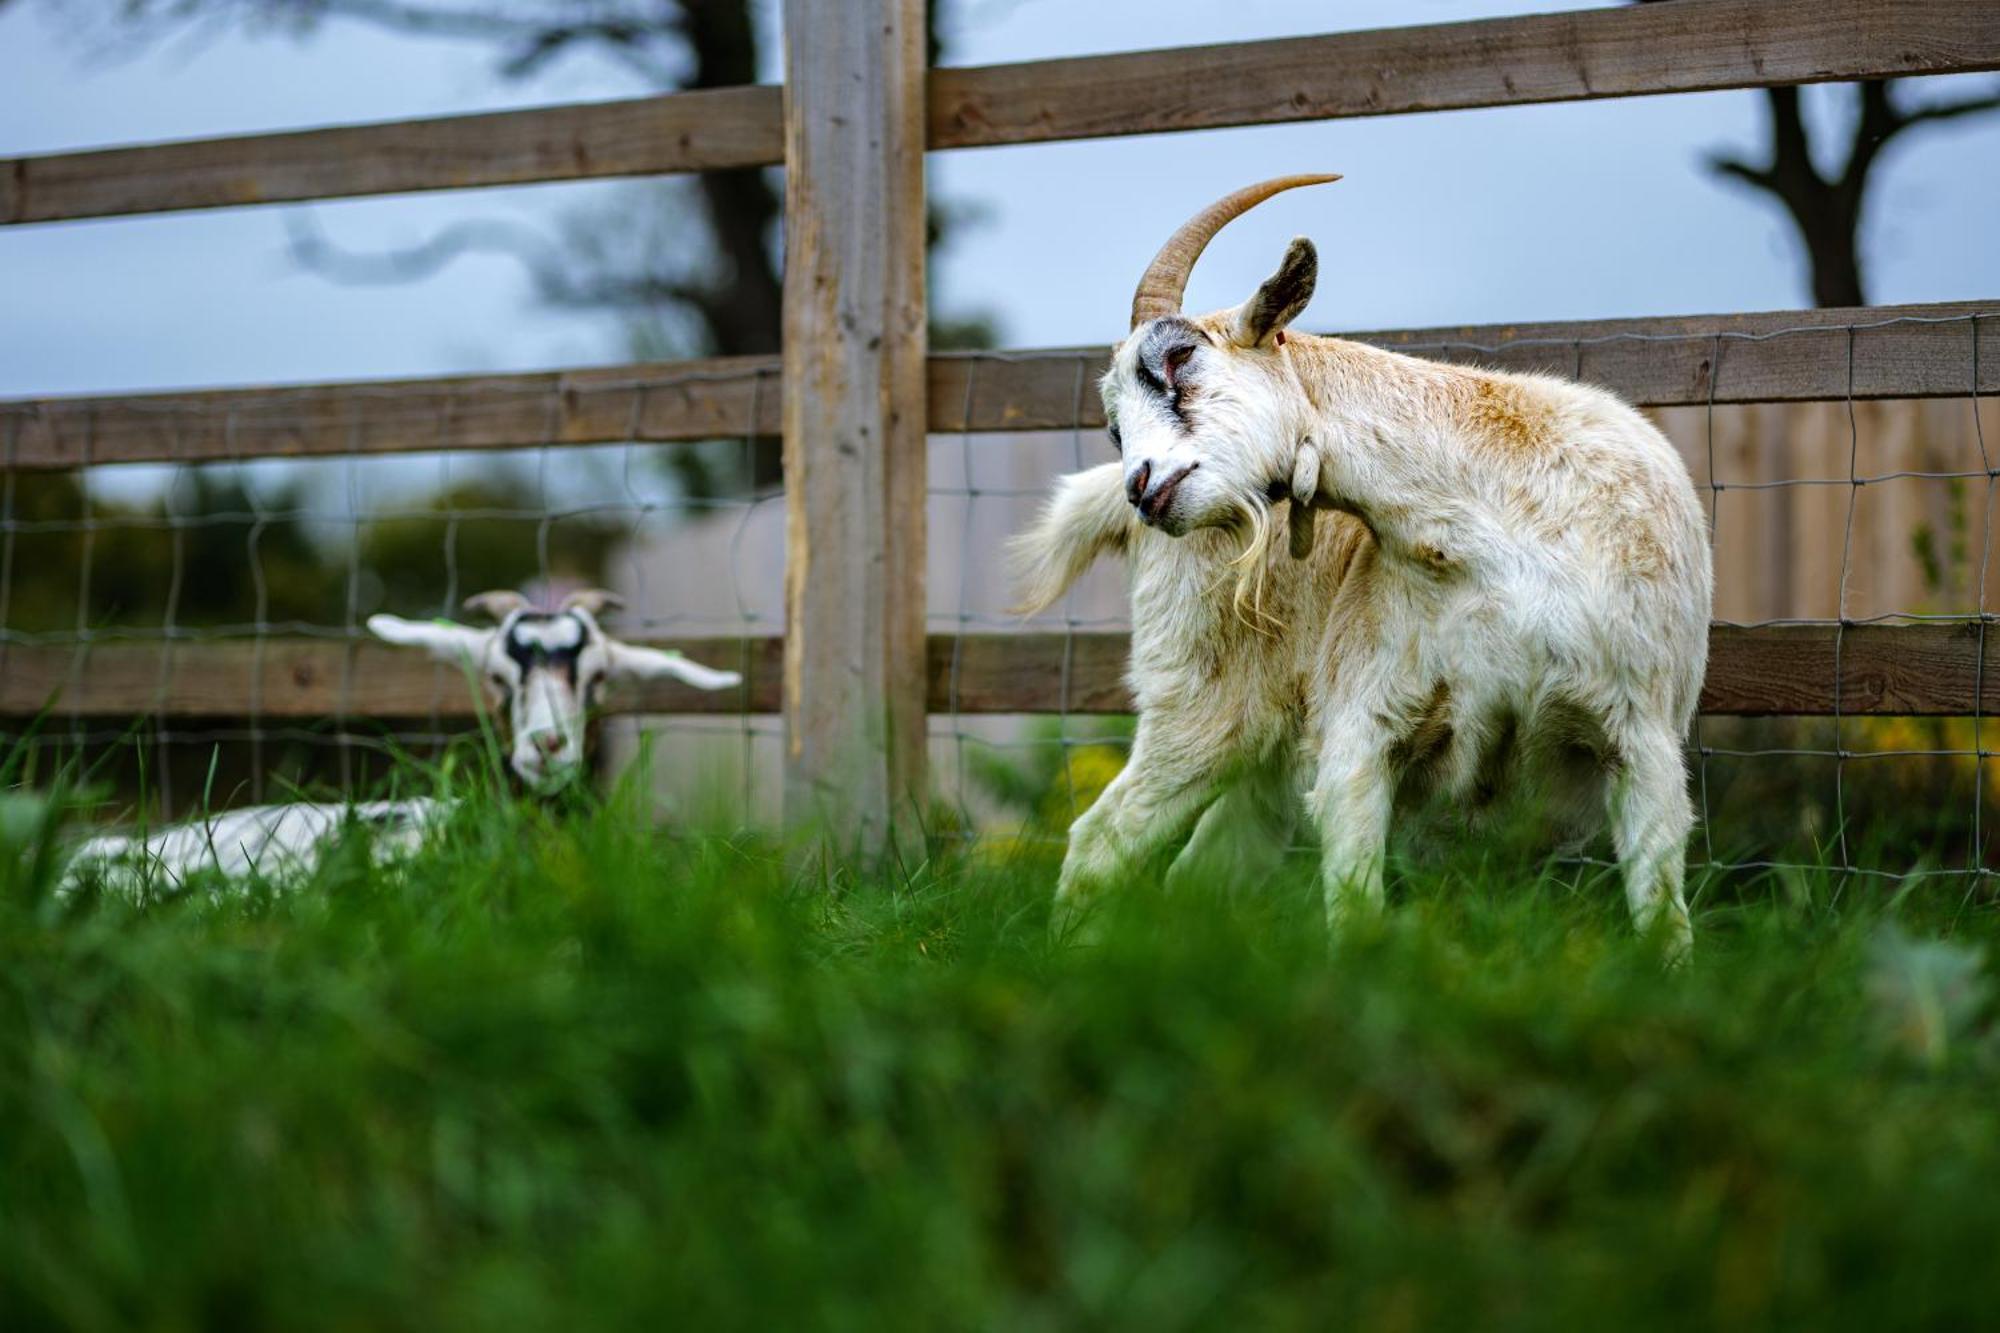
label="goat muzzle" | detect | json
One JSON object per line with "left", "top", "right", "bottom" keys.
{"left": 1135, "top": 461, "right": 1197, "bottom": 526}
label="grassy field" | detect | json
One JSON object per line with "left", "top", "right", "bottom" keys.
{"left": 7, "top": 771, "right": 2000, "bottom": 1331}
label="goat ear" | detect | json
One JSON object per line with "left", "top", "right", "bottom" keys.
{"left": 604, "top": 641, "right": 743, "bottom": 691}
{"left": 1231, "top": 236, "right": 1317, "bottom": 348}
{"left": 366, "top": 614, "right": 493, "bottom": 665}
{"left": 463, "top": 590, "right": 530, "bottom": 622}
{"left": 561, "top": 588, "right": 624, "bottom": 617}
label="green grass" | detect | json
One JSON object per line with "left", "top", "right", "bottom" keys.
{"left": 7, "top": 777, "right": 2000, "bottom": 1331}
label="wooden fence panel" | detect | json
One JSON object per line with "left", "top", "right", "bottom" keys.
{"left": 0, "top": 87, "right": 782, "bottom": 224}
{"left": 8, "top": 626, "right": 1998, "bottom": 720}
{"left": 779, "top": 0, "right": 930, "bottom": 850}
{"left": 9, "top": 0, "right": 1996, "bottom": 224}
{"left": 7, "top": 303, "right": 1991, "bottom": 470}
{"left": 932, "top": 0, "right": 2000, "bottom": 149}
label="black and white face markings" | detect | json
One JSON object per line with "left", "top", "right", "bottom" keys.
{"left": 1101, "top": 317, "right": 1231, "bottom": 532}
{"left": 490, "top": 611, "right": 607, "bottom": 791}
{"left": 1104, "top": 317, "right": 1210, "bottom": 455}
{"left": 1132, "top": 317, "right": 1206, "bottom": 428}
{"left": 366, "top": 595, "right": 741, "bottom": 795}
{"left": 502, "top": 611, "right": 589, "bottom": 690}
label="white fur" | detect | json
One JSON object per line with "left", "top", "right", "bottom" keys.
{"left": 365, "top": 604, "right": 741, "bottom": 794}
{"left": 62, "top": 799, "right": 449, "bottom": 895}
{"left": 60, "top": 595, "right": 744, "bottom": 895}
{"left": 1012, "top": 245, "right": 1712, "bottom": 961}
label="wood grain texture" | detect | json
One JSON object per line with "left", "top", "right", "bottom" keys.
{"left": 0, "top": 637, "right": 782, "bottom": 718}
{"left": 1356, "top": 304, "right": 2000, "bottom": 409}
{"left": 1, "top": 86, "right": 782, "bottom": 225}
{"left": 0, "top": 359, "right": 782, "bottom": 471}
{"left": 931, "top": 0, "right": 2000, "bottom": 148}
{"left": 11, "top": 0, "right": 1995, "bottom": 225}
{"left": 8, "top": 627, "right": 1997, "bottom": 719}
{"left": 925, "top": 626, "right": 2000, "bottom": 718}
{"left": 1701, "top": 623, "right": 2000, "bottom": 717}
{"left": 780, "top": 0, "right": 929, "bottom": 847}
{"left": 943, "top": 303, "right": 2000, "bottom": 431}
{"left": 7, "top": 303, "right": 1990, "bottom": 470}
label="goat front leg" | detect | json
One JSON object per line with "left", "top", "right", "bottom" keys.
{"left": 1605, "top": 718, "right": 1695, "bottom": 965}
{"left": 1054, "top": 712, "right": 1234, "bottom": 936}
{"left": 1306, "top": 708, "right": 1396, "bottom": 932}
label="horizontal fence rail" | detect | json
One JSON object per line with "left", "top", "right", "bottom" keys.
{"left": 6, "top": 0, "right": 1997, "bottom": 225}
{"left": 5, "top": 625, "right": 1996, "bottom": 720}
{"left": 927, "top": 0, "right": 2000, "bottom": 149}
{"left": 0, "top": 87, "right": 783, "bottom": 227}
{"left": 5, "top": 303, "right": 1993, "bottom": 470}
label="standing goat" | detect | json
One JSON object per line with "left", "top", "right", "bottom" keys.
{"left": 64, "top": 588, "right": 740, "bottom": 892}
{"left": 1011, "top": 176, "right": 1712, "bottom": 957}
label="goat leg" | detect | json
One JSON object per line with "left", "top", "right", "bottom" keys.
{"left": 1288, "top": 439, "right": 1322, "bottom": 560}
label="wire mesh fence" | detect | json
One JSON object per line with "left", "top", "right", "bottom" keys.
{"left": 4, "top": 310, "right": 1998, "bottom": 882}
{"left": 0, "top": 362, "right": 786, "bottom": 823}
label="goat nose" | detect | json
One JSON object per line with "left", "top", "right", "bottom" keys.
{"left": 1138, "top": 461, "right": 1198, "bottom": 523}
{"left": 534, "top": 731, "right": 566, "bottom": 756}
{"left": 1126, "top": 461, "right": 1152, "bottom": 507}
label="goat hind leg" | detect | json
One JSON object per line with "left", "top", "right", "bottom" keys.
{"left": 1307, "top": 715, "right": 1396, "bottom": 932}
{"left": 1164, "top": 751, "right": 1298, "bottom": 897}
{"left": 1605, "top": 721, "right": 1695, "bottom": 964}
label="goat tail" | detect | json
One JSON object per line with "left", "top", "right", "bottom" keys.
{"left": 1006, "top": 462, "right": 1135, "bottom": 616}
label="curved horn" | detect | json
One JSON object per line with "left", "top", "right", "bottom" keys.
{"left": 560, "top": 588, "right": 625, "bottom": 617}
{"left": 1129, "top": 174, "right": 1342, "bottom": 330}
{"left": 463, "top": 590, "right": 530, "bottom": 622}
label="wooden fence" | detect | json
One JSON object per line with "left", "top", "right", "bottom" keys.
{"left": 4, "top": 0, "right": 1999, "bottom": 843}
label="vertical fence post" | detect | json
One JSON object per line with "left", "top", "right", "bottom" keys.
{"left": 781, "top": 0, "right": 929, "bottom": 856}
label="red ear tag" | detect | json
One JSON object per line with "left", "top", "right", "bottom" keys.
{"left": 1275, "top": 330, "right": 1287, "bottom": 347}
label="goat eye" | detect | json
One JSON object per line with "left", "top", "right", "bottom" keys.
{"left": 1107, "top": 422, "right": 1122, "bottom": 453}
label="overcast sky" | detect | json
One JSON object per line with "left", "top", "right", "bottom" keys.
{"left": 3, "top": 0, "right": 1998, "bottom": 402}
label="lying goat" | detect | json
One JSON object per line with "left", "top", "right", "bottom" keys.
{"left": 1011, "top": 176, "right": 1712, "bottom": 957}
{"left": 63, "top": 588, "right": 740, "bottom": 892}
{"left": 367, "top": 587, "right": 741, "bottom": 796}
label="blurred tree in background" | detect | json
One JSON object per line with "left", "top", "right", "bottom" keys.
{"left": 2, "top": 0, "right": 1005, "bottom": 636}
{"left": 6, "top": 470, "right": 624, "bottom": 632}
{"left": 7, "top": 472, "right": 338, "bottom": 634}
{"left": 1632, "top": 0, "right": 2000, "bottom": 307}
{"left": 134, "top": 0, "right": 1000, "bottom": 497}
{"left": 356, "top": 481, "right": 625, "bottom": 616}
{"left": 5, "top": 0, "right": 999, "bottom": 646}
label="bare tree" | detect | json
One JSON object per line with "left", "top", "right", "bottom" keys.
{"left": 1714, "top": 80, "right": 2000, "bottom": 307}
{"left": 74, "top": 0, "right": 994, "bottom": 489}
{"left": 1629, "top": 1, "right": 2000, "bottom": 307}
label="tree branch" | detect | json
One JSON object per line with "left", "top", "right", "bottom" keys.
{"left": 109, "top": 0, "right": 688, "bottom": 85}
{"left": 1842, "top": 79, "right": 1904, "bottom": 192}
{"left": 285, "top": 213, "right": 564, "bottom": 285}
{"left": 1896, "top": 84, "right": 2000, "bottom": 130}
{"left": 1706, "top": 152, "right": 1776, "bottom": 192}
{"left": 282, "top": 212, "right": 720, "bottom": 322}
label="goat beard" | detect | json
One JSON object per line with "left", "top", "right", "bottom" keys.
{"left": 1223, "top": 496, "right": 1286, "bottom": 637}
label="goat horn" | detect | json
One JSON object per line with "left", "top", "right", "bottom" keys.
{"left": 560, "top": 588, "right": 625, "bottom": 616}
{"left": 1129, "top": 174, "right": 1342, "bottom": 330}
{"left": 462, "top": 590, "right": 530, "bottom": 622}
